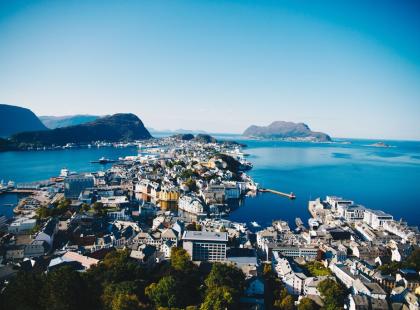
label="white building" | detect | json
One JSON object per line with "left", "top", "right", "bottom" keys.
{"left": 182, "top": 230, "right": 227, "bottom": 262}
{"left": 363, "top": 209, "right": 393, "bottom": 229}
{"left": 178, "top": 195, "right": 205, "bottom": 215}
{"left": 8, "top": 217, "right": 37, "bottom": 234}
{"left": 326, "top": 196, "right": 354, "bottom": 212}
{"left": 344, "top": 205, "right": 366, "bottom": 222}
{"left": 272, "top": 252, "right": 306, "bottom": 295}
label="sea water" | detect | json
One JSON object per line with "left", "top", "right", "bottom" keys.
{"left": 0, "top": 137, "right": 419, "bottom": 228}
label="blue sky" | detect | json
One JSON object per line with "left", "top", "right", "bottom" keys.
{"left": 0, "top": 0, "right": 419, "bottom": 139}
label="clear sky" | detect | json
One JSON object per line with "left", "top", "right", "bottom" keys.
{"left": 0, "top": 0, "right": 419, "bottom": 139}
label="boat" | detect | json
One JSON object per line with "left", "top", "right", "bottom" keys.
{"left": 295, "top": 217, "right": 303, "bottom": 227}
{"left": 250, "top": 221, "right": 261, "bottom": 228}
{"left": 91, "top": 157, "right": 117, "bottom": 164}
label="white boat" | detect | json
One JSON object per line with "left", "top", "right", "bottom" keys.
{"left": 250, "top": 221, "right": 261, "bottom": 228}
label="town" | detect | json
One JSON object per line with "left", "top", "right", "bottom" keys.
{"left": 0, "top": 136, "right": 419, "bottom": 310}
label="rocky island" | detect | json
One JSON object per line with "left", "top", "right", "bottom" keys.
{"left": 243, "top": 121, "right": 332, "bottom": 142}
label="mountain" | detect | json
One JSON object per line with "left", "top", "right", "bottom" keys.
{"left": 39, "top": 115, "right": 101, "bottom": 129}
{"left": 0, "top": 104, "right": 48, "bottom": 137}
{"left": 243, "top": 121, "right": 331, "bottom": 142}
{"left": 11, "top": 113, "right": 152, "bottom": 147}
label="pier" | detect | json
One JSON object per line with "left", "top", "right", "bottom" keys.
{"left": 258, "top": 188, "right": 296, "bottom": 200}
{"left": 0, "top": 189, "right": 35, "bottom": 195}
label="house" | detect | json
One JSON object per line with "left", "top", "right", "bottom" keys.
{"left": 178, "top": 195, "right": 206, "bottom": 215}
{"left": 272, "top": 252, "right": 307, "bottom": 295}
{"left": 48, "top": 251, "right": 99, "bottom": 271}
{"left": 349, "top": 295, "right": 370, "bottom": 310}
{"left": 240, "top": 277, "right": 265, "bottom": 309}
{"left": 24, "top": 240, "right": 49, "bottom": 257}
{"left": 130, "top": 244, "right": 157, "bottom": 268}
{"left": 35, "top": 218, "right": 58, "bottom": 247}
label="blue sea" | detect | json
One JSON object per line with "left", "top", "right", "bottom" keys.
{"left": 1, "top": 136, "right": 419, "bottom": 228}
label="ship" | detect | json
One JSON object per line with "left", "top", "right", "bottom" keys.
{"left": 250, "top": 221, "right": 261, "bottom": 228}
{"left": 91, "top": 157, "right": 117, "bottom": 164}
{"left": 295, "top": 217, "right": 303, "bottom": 227}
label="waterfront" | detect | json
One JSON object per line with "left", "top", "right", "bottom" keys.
{"left": 1, "top": 137, "right": 420, "bottom": 227}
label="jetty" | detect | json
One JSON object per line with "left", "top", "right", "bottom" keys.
{"left": 0, "top": 189, "right": 35, "bottom": 195}
{"left": 258, "top": 188, "right": 296, "bottom": 200}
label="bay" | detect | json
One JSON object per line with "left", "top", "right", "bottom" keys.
{"left": 0, "top": 137, "right": 419, "bottom": 228}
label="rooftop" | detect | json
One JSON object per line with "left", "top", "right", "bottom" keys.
{"left": 182, "top": 230, "right": 228, "bottom": 242}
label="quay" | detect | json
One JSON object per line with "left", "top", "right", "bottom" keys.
{"left": 258, "top": 188, "right": 296, "bottom": 200}
{"left": 0, "top": 189, "right": 35, "bottom": 195}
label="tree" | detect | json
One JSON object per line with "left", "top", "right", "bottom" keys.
{"left": 404, "top": 247, "right": 420, "bottom": 271}
{"left": 0, "top": 271, "right": 45, "bottom": 310}
{"left": 298, "top": 297, "right": 319, "bottom": 310}
{"left": 276, "top": 295, "right": 294, "bottom": 310}
{"left": 170, "top": 247, "right": 192, "bottom": 272}
{"left": 93, "top": 201, "right": 105, "bottom": 215}
{"left": 111, "top": 292, "right": 141, "bottom": 310}
{"left": 200, "top": 286, "right": 235, "bottom": 310}
{"left": 41, "top": 266, "right": 90, "bottom": 310}
{"left": 205, "top": 263, "right": 245, "bottom": 290}
{"left": 317, "top": 278, "right": 345, "bottom": 310}
{"left": 145, "top": 276, "right": 180, "bottom": 308}
{"left": 102, "top": 281, "right": 138, "bottom": 310}
{"left": 202, "top": 263, "right": 245, "bottom": 309}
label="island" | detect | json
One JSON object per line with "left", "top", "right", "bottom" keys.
{"left": 9, "top": 113, "right": 152, "bottom": 148}
{"left": 243, "top": 121, "right": 331, "bottom": 142}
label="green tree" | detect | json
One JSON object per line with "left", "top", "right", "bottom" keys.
{"left": 205, "top": 263, "right": 245, "bottom": 290}
{"left": 111, "top": 292, "right": 141, "bottom": 310}
{"left": 202, "top": 263, "right": 245, "bottom": 309}
{"left": 275, "top": 295, "right": 294, "bottom": 310}
{"left": 102, "top": 281, "right": 138, "bottom": 310}
{"left": 298, "top": 297, "right": 319, "bottom": 310}
{"left": 0, "top": 271, "right": 45, "bottom": 310}
{"left": 41, "top": 266, "right": 89, "bottom": 310}
{"left": 170, "top": 247, "right": 192, "bottom": 272}
{"left": 200, "top": 286, "right": 235, "bottom": 310}
{"left": 404, "top": 247, "right": 420, "bottom": 271}
{"left": 145, "top": 276, "right": 180, "bottom": 308}
{"left": 317, "top": 278, "right": 345, "bottom": 310}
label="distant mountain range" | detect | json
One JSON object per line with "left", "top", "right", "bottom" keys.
{"left": 148, "top": 128, "right": 208, "bottom": 134}
{"left": 243, "top": 121, "right": 331, "bottom": 142}
{"left": 0, "top": 104, "right": 48, "bottom": 137}
{"left": 39, "top": 115, "right": 101, "bottom": 129}
{"left": 11, "top": 113, "right": 152, "bottom": 147}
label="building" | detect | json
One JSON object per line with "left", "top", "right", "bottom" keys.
{"left": 201, "top": 184, "right": 225, "bottom": 204}
{"left": 64, "top": 174, "right": 94, "bottom": 199}
{"left": 344, "top": 205, "right": 366, "bottom": 222}
{"left": 326, "top": 196, "right": 354, "bottom": 212}
{"left": 363, "top": 209, "right": 393, "bottom": 229}
{"left": 273, "top": 246, "right": 319, "bottom": 259}
{"left": 35, "top": 218, "right": 58, "bottom": 247}
{"left": 224, "top": 182, "right": 241, "bottom": 199}
{"left": 8, "top": 217, "right": 37, "bottom": 234}
{"left": 272, "top": 252, "right": 307, "bottom": 295}
{"left": 182, "top": 230, "right": 227, "bottom": 262}
{"left": 178, "top": 195, "right": 205, "bottom": 215}
{"left": 0, "top": 214, "right": 7, "bottom": 231}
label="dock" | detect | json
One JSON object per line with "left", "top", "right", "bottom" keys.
{"left": 258, "top": 188, "right": 296, "bottom": 200}
{"left": 0, "top": 189, "right": 35, "bottom": 195}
